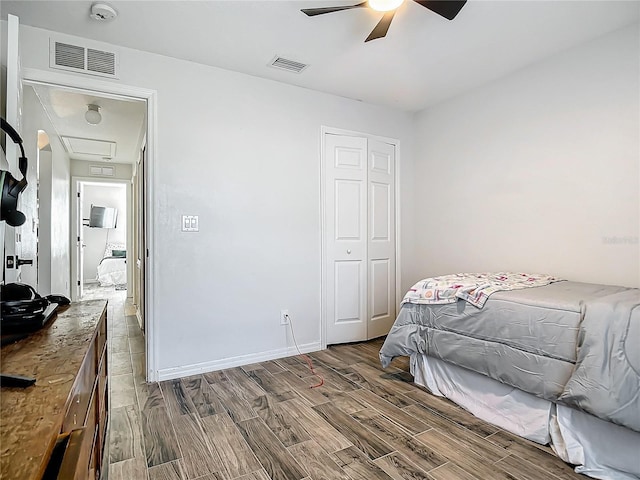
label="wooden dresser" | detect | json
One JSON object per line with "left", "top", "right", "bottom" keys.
{"left": 0, "top": 300, "right": 109, "bottom": 480}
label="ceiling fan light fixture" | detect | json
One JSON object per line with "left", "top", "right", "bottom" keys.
{"left": 85, "top": 104, "right": 102, "bottom": 125}
{"left": 368, "top": 0, "right": 404, "bottom": 12}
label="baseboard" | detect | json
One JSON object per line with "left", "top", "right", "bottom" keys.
{"left": 156, "top": 341, "right": 322, "bottom": 381}
{"left": 135, "top": 309, "right": 144, "bottom": 331}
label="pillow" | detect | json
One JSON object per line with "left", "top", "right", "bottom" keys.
{"left": 104, "top": 242, "right": 126, "bottom": 258}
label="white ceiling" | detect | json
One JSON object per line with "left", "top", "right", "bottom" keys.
{"left": 30, "top": 84, "right": 146, "bottom": 164}
{"left": 3, "top": 1, "right": 639, "bottom": 112}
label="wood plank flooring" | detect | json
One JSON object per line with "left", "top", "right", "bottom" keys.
{"left": 98, "top": 286, "right": 586, "bottom": 480}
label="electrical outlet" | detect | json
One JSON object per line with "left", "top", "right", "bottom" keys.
{"left": 280, "top": 309, "right": 289, "bottom": 325}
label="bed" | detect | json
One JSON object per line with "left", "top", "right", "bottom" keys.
{"left": 379, "top": 273, "right": 640, "bottom": 480}
{"left": 96, "top": 243, "right": 127, "bottom": 287}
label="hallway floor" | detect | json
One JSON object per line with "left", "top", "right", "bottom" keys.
{"left": 82, "top": 285, "right": 148, "bottom": 477}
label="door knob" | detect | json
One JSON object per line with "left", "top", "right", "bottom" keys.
{"left": 16, "top": 257, "right": 33, "bottom": 266}
{"left": 346, "top": 249, "right": 351, "bottom": 255}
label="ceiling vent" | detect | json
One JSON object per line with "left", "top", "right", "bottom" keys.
{"left": 90, "top": 165, "right": 115, "bottom": 177}
{"left": 268, "top": 56, "right": 309, "bottom": 74}
{"left": 50, "top": 39, "right": 118, "bottom": 78}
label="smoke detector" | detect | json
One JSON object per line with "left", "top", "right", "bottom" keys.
{"left": 90, "top": 3, "right": 117, "bottom": 21}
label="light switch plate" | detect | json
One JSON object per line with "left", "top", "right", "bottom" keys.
{"left": 181, "top": 215, "right": 199, "bottom": 232}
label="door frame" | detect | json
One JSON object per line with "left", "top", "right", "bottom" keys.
{"left": 3, "top": 14, "right": 22, "bottom": 284}
{"left": 22, "top": 67, "right": 159, "bottom": 382}
{"left": 71, "top": 177, "right": 131, "bottom": 299}
{"left": 319, "top": 125, "right": 402, "bottom": 349}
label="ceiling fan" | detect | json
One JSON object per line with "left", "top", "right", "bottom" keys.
{"left": 301, "top": 0, "right": 467, "bottom": 42}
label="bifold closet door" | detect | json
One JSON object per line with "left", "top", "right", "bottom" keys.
{"left": 324, "top": 133, "right": 396, "bottom": 345}
{"left": 325, "top": 134, "right": 368, "bottom": 344}
{"left": 367, "top": 139, "right": 396, "bottom": 340}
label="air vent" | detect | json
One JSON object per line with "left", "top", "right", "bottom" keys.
{"left": 87, "top": 49, "right": 116, "bottom": 75}
{"left": 90, "top": 165, "right": 115, "bottom": 177}
{"left": 268, "top": 56, "right": 309, "bottom": 74}
{"left": 50, "top": 39, "right": 118, "bottom": 78}
{"left": 55, "top": 42, "right": 84, "bottom": 70}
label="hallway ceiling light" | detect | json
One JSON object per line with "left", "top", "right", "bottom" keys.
{"left": 85, "top": 104, "right": 102, "bottom": 125}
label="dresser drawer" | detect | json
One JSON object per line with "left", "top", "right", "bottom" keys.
{"left": 55, "top": 429, "right": 89, "bottom": 480}
{"left": 62, "top": 341, "right": 97, "bottom": 432}
{"left": 97, "top": 358, "right": 108, "bottom": 454}
{"left": 85, "top": 389, "right": 100, "bottom": 480}
{"left": 94, "top": 316, "right": 107, "bottom": 376}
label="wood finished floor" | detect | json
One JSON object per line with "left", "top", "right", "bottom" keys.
{"left": 98, "top": 287, "right": 586, "bottom": 480}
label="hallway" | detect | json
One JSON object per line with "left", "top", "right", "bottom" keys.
{"left": 82, "top": 285, "right": 148, "bottom": 477}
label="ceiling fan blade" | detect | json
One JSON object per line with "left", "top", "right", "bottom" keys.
{"left": 301, "top": 2, "right": 367, "bottom": 16}
{"left": 365, "top": 10, "right": 396, "bottom": 42}
{"left": 412, "top": 0, "right": 467, "bottom": 20}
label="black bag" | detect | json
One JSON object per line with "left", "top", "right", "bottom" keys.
{"left": 1, "top": 283, "right": 69, "bottom": 333}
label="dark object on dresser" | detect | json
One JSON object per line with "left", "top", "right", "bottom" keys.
{"left": 0, "top": 373, "right": 36, "bottom": 388}
{"left": 1, "top": 283, "right": 70, "bottom": 334}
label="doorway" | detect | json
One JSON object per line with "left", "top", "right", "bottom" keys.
{"left": 72, "top": 179, "right": 129, "bottom": 299}
{"left": 20, "top": 68, "right": 158, "bottom": 380}
{"left": 321, "top": 127, "right": 401, "bottom": 346}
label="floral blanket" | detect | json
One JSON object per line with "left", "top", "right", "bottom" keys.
{"left": 402, "top": 272, "right": 563, "bottom": 308}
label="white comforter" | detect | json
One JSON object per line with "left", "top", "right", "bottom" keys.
{"left": 97, "top": 257, "right": 126, "bottom": 286}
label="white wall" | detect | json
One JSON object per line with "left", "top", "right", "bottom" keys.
{"left": 50, "top": 148, "right": 71, "bottom": 296}
{"left": 82, "top": 183, "right": 127, "bottom": 282}
{"left": 38, "top": 146, "right": 52, "bottom": 294}
{"left": 17, "top": 25, "right": 415, "bottom": 378}
{"left": 410, "top": 25, "right": 639, "bottom": 288}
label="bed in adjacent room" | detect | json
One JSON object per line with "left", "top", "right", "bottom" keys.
{"left": 96, "top": 243, "right": 127, "bottom": 287}
{"left": 379, "top": 273, "right": 640, "bottom": 480}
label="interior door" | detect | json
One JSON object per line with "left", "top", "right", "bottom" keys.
{"left": 324, "top": 132, "right": 397, "bottom": 345}
{"left": 133, "top": 148, "right": 147, "bottom": 332}
{"left": 3, "top": 14, "right": 23, "bottom": 284}
{"left": 16, "top": 88, "right": 41, "bottom": 289}
{"left": 325, "top": 134, "right": 368, "bottom": 344}
{"left": 367, "top": 139, "right": 396, "bottom": 339}
{"left": 136, "top": 146, "right": 146, "bottom": 332}
{"left": 77, "top": 182, "right": 85, "bottom": 299}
